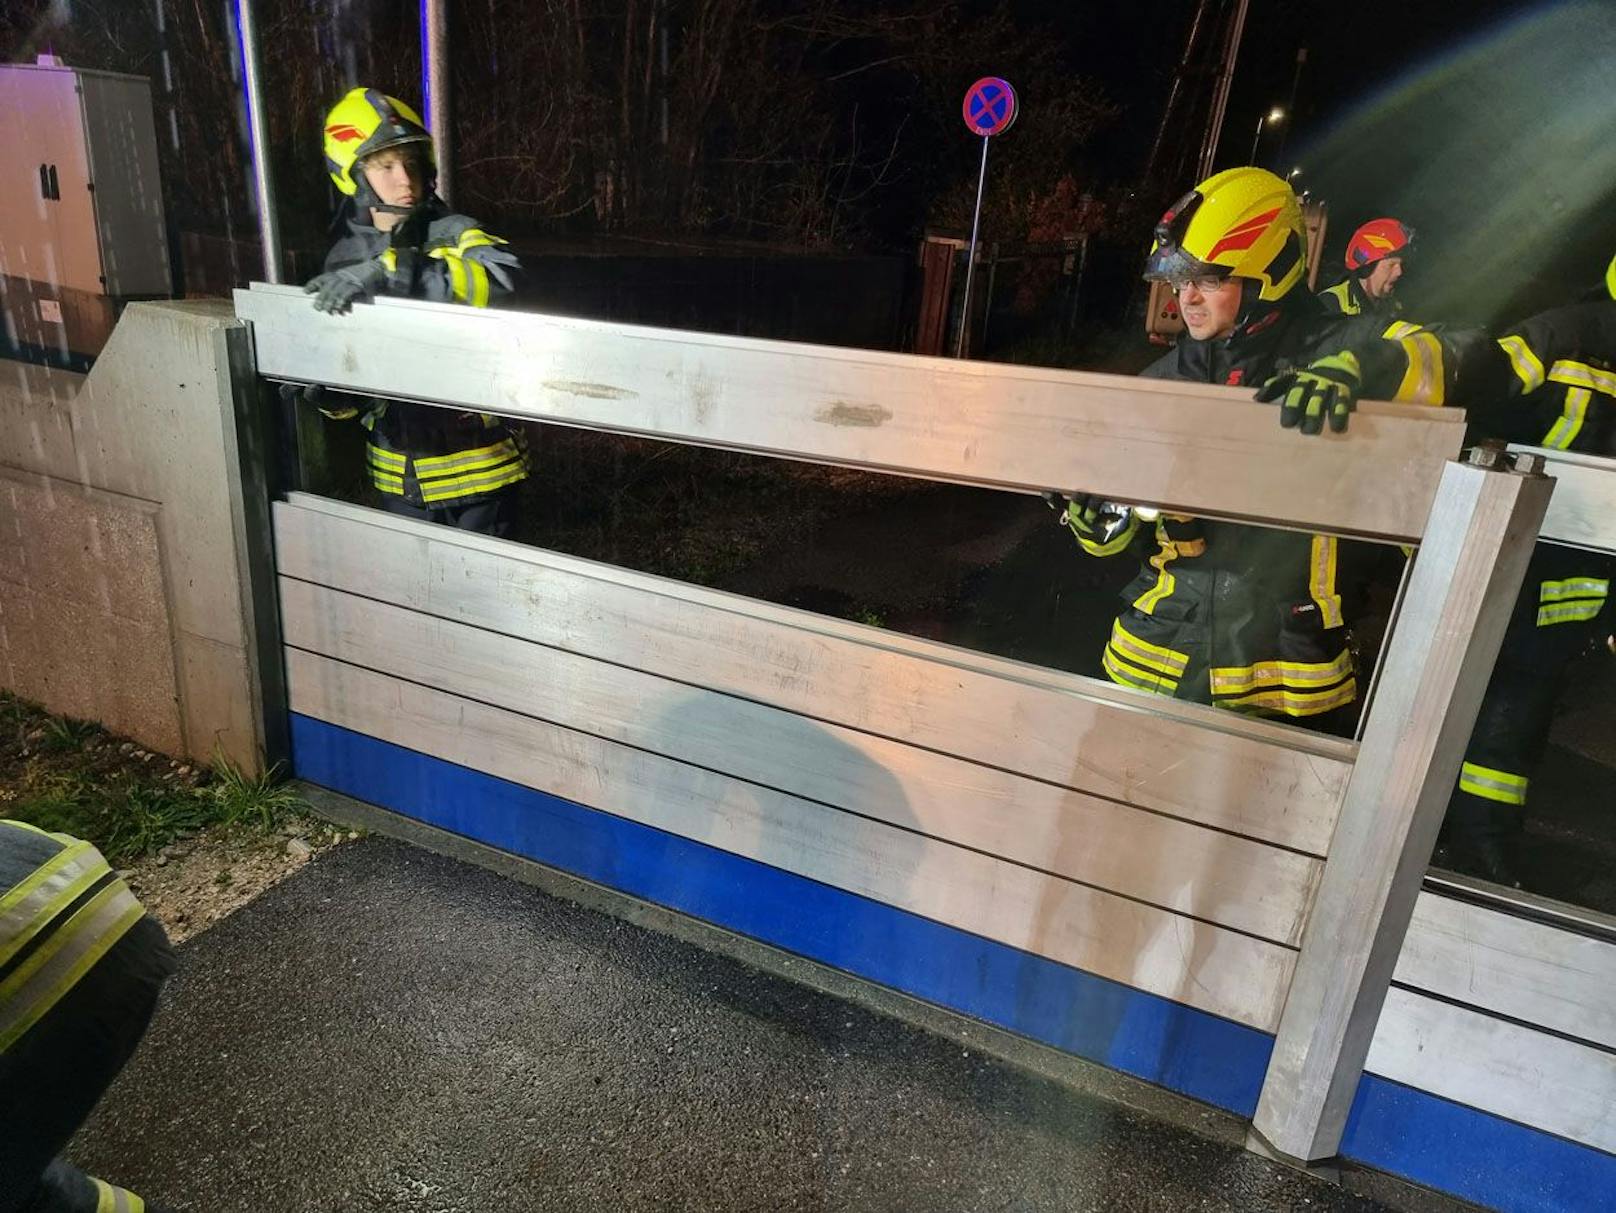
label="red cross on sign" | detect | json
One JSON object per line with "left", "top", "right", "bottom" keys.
{"left": 962, "top": 78, "right": 1018, "bottom": 137}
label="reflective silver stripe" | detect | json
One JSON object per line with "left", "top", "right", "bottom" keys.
{"left": 1548, "top": 359, "right": 1616, "bottom": 398}
{"left": 0, "top": 881, "right": 144, "bottom": 1053}
{"left": 1458, "top": 761, "right": 1529, "bottom": 805}
{"left": 1498, "top": 334, "right": 1545, "bottom": 392}
{"left": 1540, "top": 577, "right": 1609, "bottom": 603}
{"left": 413, "top": 439, "right": 523, "bottom": 476}
{"left": 1537, "top": 600, "right": 1605, "bottom": 626}
{"left": 0, "top": 842, "right": 107, "bottom": 970}
{"left": 1543, "top": 387, "right": 1591, "bottom": 450}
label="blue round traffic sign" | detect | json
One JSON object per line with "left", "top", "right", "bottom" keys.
{"left": 963, "top": 77, "right": 1017, "bottom": 137}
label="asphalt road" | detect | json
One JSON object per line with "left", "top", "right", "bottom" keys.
{"left": 73, "top": 835, "right": 1397, "bottom": 1213}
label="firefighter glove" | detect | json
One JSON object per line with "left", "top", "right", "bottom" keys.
{"left": 1041, "top": 490, "right": 1070, "bottom": 515}
{"left": 1256, "top": 351, "right": 1363, "bottom": 435}
{"left": 277, "top": 382, "right": 325, "bottom": 408}
{"left": 304, "top": 259, "right": 390, "bottom": 314}
{"left": 1062, "top": 495, "right": 1139, "bottom": 555}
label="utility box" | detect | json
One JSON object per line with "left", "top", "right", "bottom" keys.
{"left": 0, "top": 56, "right": 170, "bottom": 367}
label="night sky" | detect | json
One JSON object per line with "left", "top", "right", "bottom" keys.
{"left": 1060, "top": 0, "right": 1615, "bottom": 322}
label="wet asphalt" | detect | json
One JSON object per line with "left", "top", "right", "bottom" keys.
{"left": 72, "top": 835, "right": 1399, "bottom": 1213}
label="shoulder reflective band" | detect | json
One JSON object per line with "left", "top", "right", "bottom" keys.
{"left": 0, "top": 840, "right": 102, "bottom": 970}
{"left": 1497, "top": 334, "right": 1546, "bottom": 393}
{"left": 1382, "top": 320, "right": 1424, "bottom": 339}
{"left": 0, "top": 874, "right": 144, "bottom": 1053}
{"left": 1458, "top": 761, "right": 1528, "bottom": 805}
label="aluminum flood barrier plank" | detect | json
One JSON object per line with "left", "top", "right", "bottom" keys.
{"left": 274, "top": 497, "right": 1353, "bottom": 856}
{"left": 237, "top": 285, "right": 1465, "bottom": 542}
{"left": 279, "top": 575, "right": 1322, "bottom": 947}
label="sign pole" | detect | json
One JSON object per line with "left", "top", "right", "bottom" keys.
{"left": 956, "top": 135, "right": 991, "bottom": 359}
{"left": 955, "top": 76, "right": 1017, "bottom": 359}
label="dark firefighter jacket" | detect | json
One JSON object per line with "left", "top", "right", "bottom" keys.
{"left": 321, "top": 201, "right": 530, "bottom": 509}
{"left": 1076, "top": 292, "right": 1467, "bottom": 720}
{"left": 1317, "top": 276, "right": 1425, "bottom": 340}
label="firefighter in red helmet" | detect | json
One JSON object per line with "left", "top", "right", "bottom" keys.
{"left": 1320, "top": 217, "right": 1415, "bottom": 319}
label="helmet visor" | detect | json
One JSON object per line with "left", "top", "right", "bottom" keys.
{"left": 1142, "top": 244, "right": 1231, "bottom": 287}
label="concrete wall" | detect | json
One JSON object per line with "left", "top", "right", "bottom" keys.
{"left": 0, "top": 301, "right": 265, "bottom": 770}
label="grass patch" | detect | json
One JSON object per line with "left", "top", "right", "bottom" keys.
{"left": 1, "top": 691, "right": 312, "bottom": 863}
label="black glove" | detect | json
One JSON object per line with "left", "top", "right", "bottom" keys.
{"left": 1255, "top": 351, "right": 1363, "bottom": 435}
{"left": 303, "top": 259, "right": 389, "bottom": 314}
{"left": 1041, "top": 490, "right": 1070, "bottom": 515}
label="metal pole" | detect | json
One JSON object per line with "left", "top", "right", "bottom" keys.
{"left": 1253, "top": 453, "right": 1552, "bottom": 1163}
{"left": 236, "top": 0, "right": 282, "bottom": 283}
{"left": 423, "top": 0, "right": 452, "bottom": 205}
{"left": 1196, "top": 0, "right": 1250, "bottom": 178}
{"left": 1249, "top": 113, "right": 1265, "bottom": 164}
{"left": 955, "top": 135, "right": 990, "bottom": 359}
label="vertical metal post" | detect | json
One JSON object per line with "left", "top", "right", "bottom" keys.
{"left": 424, "top": 0, "right": 452, "bottom": 205}
{"left": 236, "top": 0, "right": 282, "bottom": 283}
{"left": 1252, "top": 453, "right": 1552, "bottom": 1163}
{"left": 1197, "top": 0, "right": 1250, "bottom": 177}
{"left": 955, "top": 136, "right": 990, "bottom": 359}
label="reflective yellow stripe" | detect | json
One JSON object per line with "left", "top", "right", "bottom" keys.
{"left": 456, "top": 227, "right": 506, "bottom": 251}
{"left": 0, "top": 842, "right": 107, "bottom": 972}
{"left": 1498, "top": 334, "right": 1545, "bottom": 393}
{"left": 0, "top": 880, "right": 145, "bottom": 1053}
{"left": 378, "top": 248, "right": 398, "bottom": 272}
{"left": 414, "top": 439, "right": 522, "bottom": 476}
{"left": 416, "top": 462, "right": 527, "bottom": 503}
{"left": 1548, "top": 359, "right": 1616, "bottom": 398}
{"left": 1540, "top": 577, "right": 1610, "bottom": 603}
{"left": 1133, "top": 568, "right": 1175, "bottom": 614}
{"left": 1208, "top": 649, "right": 1355, "bottom": 693}
{"left": 1543, "top": 386, "right": 1592, "bottom": 451}
{"left": 1309, "top": 535, "right": 1344, "bottom": 629}
{"left": 1102, "top": 648, "right": 1178, "bottom": 695}
{"left": 1459, "top": 761, "right": 1528, "bottom": 805}
{"left": 446, "top": 254, "right": 470, "bottom": 303}
{"left": 465, "top": 259, "right": 491, "bottom": 308}
{"left": 1382, "top": 320, "right": 1423, "bottom": 339}
{"left": 1323, "top": 281, "right": 1359, "bottom": 315}
{"left": 1538, "top": 600, "right": 1605, "bottom": 626}
{"left": 370, "top": 472, "right": 405, "bottom": 495}
{"left": 366, "top": 444, "right": 407, "bottom": 470}
{"left": 1075, "top": 524, "right": 1136, "bottom": 558}
{"left": 93, "top": 1179, "right": 143, "bottom": 1213}
{"left": 1394, "top": 331, "right": 1445, "bottom": 405}
{"left": 1213, "top": 678, "right": 1357, "bottom": 717}
{"left": 1108, "top": 618, "right": 1189, "bottom": 677}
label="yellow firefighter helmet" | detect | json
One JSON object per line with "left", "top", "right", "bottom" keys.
{"left": 322, "top": 87, "right": 434, "bottom": 201}
{"left": 1143, "top": 166, "right": 1307, "bottom": 303}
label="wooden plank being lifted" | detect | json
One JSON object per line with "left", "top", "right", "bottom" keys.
{"left": 280, "top": 575, "right": 1322, "bottom": 946}
{"left": 274, "top": 497, "right": 1353, "bottom": 856}
{"left": 237, "top": 285, "right": 1465, "bottom": 541}
{"left": 286, "top": 647, "right": 1298, "bottom": 1031}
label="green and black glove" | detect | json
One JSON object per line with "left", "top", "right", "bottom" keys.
{"left": 1255, "top": 351, "right": 1363, "bottom": 435}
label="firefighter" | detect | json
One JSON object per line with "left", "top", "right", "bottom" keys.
{"left": 0, "top": 819, "right": 176, "bottom": 1213}
{"left": 298, "top": 88, "right": 529, "bottom": 539}
{"left": 1433, "top": 254, "right": 1616, "bottom": 886}
{"left": 1047, "top": 168, "right": 1464, "bottom": 725}
{"left": 1318, "top": 217, "right": 1416, "bottom": 321}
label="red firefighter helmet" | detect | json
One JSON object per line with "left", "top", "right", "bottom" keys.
{"left": 1345, "top": 218, "right": 1415, "bottom": 274}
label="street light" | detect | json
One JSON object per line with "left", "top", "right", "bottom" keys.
{"left": 1251, "top": 106, "right": 1285, "bottom": 164}
{"left": 1287, "top": 166, "right": 1303, "bottom": 181}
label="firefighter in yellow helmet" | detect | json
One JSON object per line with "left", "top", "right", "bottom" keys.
{"left": 295, "top": 88, "right": 529, "bottom": 538}
{"left": 1046, "top": 167, "right": 1481, "bottom": 726}
{"left": 0, "top": 819, "right": 177, "bottom": 1213}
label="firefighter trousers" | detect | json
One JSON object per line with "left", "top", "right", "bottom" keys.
{"left": 0, "top": 915, "right": 176, "bottom": 1213}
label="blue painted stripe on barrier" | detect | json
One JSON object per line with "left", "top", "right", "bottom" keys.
{"left": 289, "top": 712, "right": 1274, "bottom": 1114}
{"left": 1341, "top": 1073, "right": 1616, "bottom": 1213}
